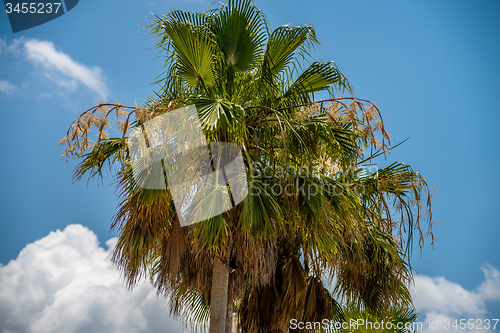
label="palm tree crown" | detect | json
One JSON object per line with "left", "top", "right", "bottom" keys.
{"left": 61, "top": 1, "right": 433, "bottom": 332}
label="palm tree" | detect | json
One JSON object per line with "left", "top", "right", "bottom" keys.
{"left": 60, "top": 1, "right": 433, "bottom": 332}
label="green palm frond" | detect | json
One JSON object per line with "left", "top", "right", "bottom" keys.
{"left": 158, "top": 17, "right": 216, "bottom": 90}
{"left": 338, "top": 304, "right": 419, "bottom": 333}
{"left": 193, "top": 97, "right": 246, "bottom": 137}
{"left": 241, "top": 177, "right": 282, "bottom": 239}
{"left": 353, "top": 161, "right": 432, "bottom": 256}
{"left": 279, "top": 61, "right": 351, "bottom": 106}
{"left": 169, "top": 287, "right": 211, "bottom": 332}
{"left": 73, "top": 137, "right": 127, "bottom": 182}
{"left": 191, "top": 187, "right": 231, "bottom": 253}
{"left": 167, "top": 9, "right": 210, "bottom": 27}
{"left": 333, "top": 221, "right": 412, "bottom": 314}
{"left": 263, "top": 24, "right": 318, "bottom": 78}
{"left": 211, "top": 0, "right": 267, "bottom": 73}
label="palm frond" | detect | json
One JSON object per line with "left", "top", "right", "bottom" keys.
{"left": 278, "top": 61, "right": 351, "bottom": 106}
{"left": 158, "top": 16, "right": 216, "bottom": 90}
{"left": 263, "top": 24, "right": 318, "bottom": 78}
{"left": 73, "top": 137, "right": 127, "bottom": 182}
{"left": 211, "top": 0, "right": 268, "bottom": 72}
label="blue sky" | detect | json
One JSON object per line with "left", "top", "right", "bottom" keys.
{"left": 0, "top": 0, "right": 499, "bottom": 332}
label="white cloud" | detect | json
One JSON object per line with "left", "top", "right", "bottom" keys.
{"left": 411, "top": 265, "right": 500, "bottom": 333}
{"left": 0, "top": 37, "right": 24, "bottom": 55}
{"left": 0, "top": 225, "right": 184, "bottom": 333}
{"left": 23, "top": 39, "right": 108, "bottom": 99}
{"left": 412, "top": 275, "right": 486, "bottom": 317}
{"left": 0, "top": 38, "right": 109, "bottom": 100}
{"left": 478, "top": 264, "right": 500, "bottom": 301}
{"left": 0, "top": 80, "right": 18, "bottom": 95}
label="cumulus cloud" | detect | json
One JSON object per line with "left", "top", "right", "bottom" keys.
{"left": 0, "top": 225, "right": 183, "bottom": 333}
{"left": 0, "top": 80, "right": 18, "bottom": 95}
{"left": 411, "top": 265, "right": 500, "bottom": 333}
{"left": 23, "top": 39, "right": 108, "bottom": 99}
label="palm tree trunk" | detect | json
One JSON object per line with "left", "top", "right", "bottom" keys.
{"left": 225, "top": 300, "right": 233, "bottom": 333}
{"left": 210, "top": 257, "right": 229, "bottom": 333}
{"left": 232, "top": 313, "right": 239, "bottom": 333}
